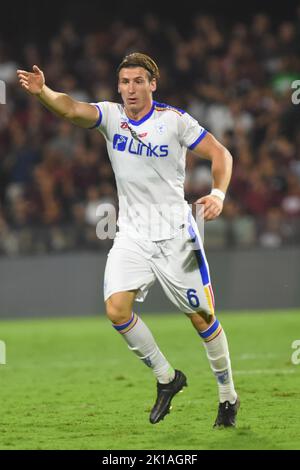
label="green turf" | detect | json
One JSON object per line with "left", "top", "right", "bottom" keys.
{"left": 0, "top": 310, "right": 299, "bottom": 450}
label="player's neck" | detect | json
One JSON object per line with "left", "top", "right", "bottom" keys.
{"left": 124, "top": 101, "right": 153, "bottom": 122}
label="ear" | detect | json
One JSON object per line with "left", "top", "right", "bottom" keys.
{"left": 150, "top": 79, "right": 157, "bottom": 93}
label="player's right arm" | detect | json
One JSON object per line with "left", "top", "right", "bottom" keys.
{"left": 17, "top": 65, "right": 99, "bottom": 128}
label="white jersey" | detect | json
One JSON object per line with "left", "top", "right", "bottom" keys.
{"left": 91, "top": 100, "right": 207, "bottom": 240}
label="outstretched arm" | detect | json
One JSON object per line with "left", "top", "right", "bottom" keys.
{"left": 17, "top": 65, "right": 99, "bottom": 128}
{"left": 191, "top": 132, "right": 233, "bottom": 221}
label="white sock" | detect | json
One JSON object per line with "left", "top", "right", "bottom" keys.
{"left": 199, "top": 318, "right": 237, "bottom": 404}
{"left": 112, "top": 312, "right": 175, "bottom": 384}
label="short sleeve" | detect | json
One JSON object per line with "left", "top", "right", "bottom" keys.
{"left": 89, "top": 101, "right": 112, "bottom": 132}
{"left": 178, "top": 112, "right": 208, "bottom": 149}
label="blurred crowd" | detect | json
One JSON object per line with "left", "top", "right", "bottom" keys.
{"left": 1, "top": 9, "right": 300, "bottom": 256}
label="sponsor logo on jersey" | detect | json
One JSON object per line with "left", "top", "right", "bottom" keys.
{"left": 120, "top": 121, "right": 129, "bottom": 129}
{"left": 113, "top": 134, "right": 128, "bottom": 151}
{"left": 112, "top": 134, "right": 169, "bottom": 157}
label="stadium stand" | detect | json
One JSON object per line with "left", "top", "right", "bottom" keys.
{"left": 1, "top": 7, "right": 300, "bottom": 255}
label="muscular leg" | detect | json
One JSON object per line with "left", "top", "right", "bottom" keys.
{"left": 106, "top": 290, "right": 137, "bottom": 325}
{"left": 187, "top": 310, "right": 215, "bottom": 332}
{"left": 106, "top": 291, "right": 175, "bottom": 384}
{"left": 186, "top": 310, "right": 237, "bottom": 405}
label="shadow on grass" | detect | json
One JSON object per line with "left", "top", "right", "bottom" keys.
{"left": 144, "top": 424, "right": 282, "bottom": 450}
{"left": 207, "top": 425, "right": 282, "bottom": 450}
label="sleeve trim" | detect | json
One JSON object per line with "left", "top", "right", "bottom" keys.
{"left": 89, "top": 104, "right": 102, "bottom": 129}
{"left": 188, "top": 129, "right": 208, "bottom": 150}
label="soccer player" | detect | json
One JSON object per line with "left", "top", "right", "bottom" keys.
{"left": 17, "top": 53, "right": 239, "bottom": 427}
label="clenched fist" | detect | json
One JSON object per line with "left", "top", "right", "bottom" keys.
{"left": 195, "top": 194, "right": 224, "bottom": 221}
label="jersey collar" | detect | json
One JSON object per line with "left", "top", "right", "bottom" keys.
{"left": 126, "top": 102, "right": 155, "bottom": 126}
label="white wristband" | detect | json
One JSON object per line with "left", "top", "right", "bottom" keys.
{"left": 210, "top": 188, "right": 225, "bottom": 201}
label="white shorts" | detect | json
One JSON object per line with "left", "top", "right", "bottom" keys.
{"left": 103, "top": 219, "right": 215, "bottom": 315}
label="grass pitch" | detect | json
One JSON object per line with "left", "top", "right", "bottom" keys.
{"left": 0, "top": 310, "right": 299, "bottom": 450}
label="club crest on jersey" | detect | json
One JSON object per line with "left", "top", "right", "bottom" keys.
{"left": 155, "top": 121, "right": 166, "bottom": 135}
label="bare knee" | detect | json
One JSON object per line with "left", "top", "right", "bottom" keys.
{"left": 187, "top": 310, "right": 215, "bottom": 333}
{"left": 105, "top": 291, "right": 136, "bottom": 324}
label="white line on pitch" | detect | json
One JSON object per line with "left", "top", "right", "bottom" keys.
{"left": 236, "top": 353, "right": 283, "bottom": 360}
{"left": 234, "top": 369, "right": 296, "bottom": 375}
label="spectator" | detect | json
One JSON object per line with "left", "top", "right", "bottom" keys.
{"left": 1, "top": 9, "right": 300, "bottom": 255}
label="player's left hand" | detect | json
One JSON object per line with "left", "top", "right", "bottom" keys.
{"left": 195, "top": 195, "right": 223, "bottom": 221}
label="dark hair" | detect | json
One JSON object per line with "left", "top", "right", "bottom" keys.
{"left": 117, "top": 52, "right": 160, "bottom": 81}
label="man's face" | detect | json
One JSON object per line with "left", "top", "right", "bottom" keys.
{"left": 118, "top": 67, "right": 156, "bottom": 114}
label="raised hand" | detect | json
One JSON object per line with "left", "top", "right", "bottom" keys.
{"left": 17, "top": 65, "right": 45, "bottom": 95}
